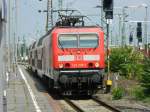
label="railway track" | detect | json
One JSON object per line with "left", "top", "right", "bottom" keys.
{"left": 61, "top": 96, "right": 121, "bottom": 112}
{"left": 24, "top": 66, "right": 150, "bottom": 112}
{"left": 92, "top": 96, "right": 121, "bottom": 112}
{"left": 26, "top": 66, "right": 121, "bottom": 112}
{"left": 64, "top": 98, "right": 85, "bottom": 112}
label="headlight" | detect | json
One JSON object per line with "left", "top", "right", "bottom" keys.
{"left": 59, "top": 64, "right": 63, "bottom": 68}
{"left": 95, "top": 62, "right": 99, "bottom": 67}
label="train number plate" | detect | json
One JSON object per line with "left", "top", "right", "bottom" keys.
{"left": 75, "top": 55, "right": 83, "bottom": 61}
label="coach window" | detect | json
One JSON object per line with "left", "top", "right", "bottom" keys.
{"left": 58, "top": 34, "right": 77, "bottom": 48}
{"left": 35, "top": 50, "right": 38, "bottom": 58}
{"left": 79, "top": 34, "right": 98, "bottom": 48}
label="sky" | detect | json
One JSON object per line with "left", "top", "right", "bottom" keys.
{"left": 8, "top": 0, "right": 150, "bottom": 46}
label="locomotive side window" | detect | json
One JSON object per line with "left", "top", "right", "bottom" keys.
{"left": 58, "top": 34, "right": 77, "bottom": 48}
{"left": 79, "top": 34, "right": 98, "bottom": 48}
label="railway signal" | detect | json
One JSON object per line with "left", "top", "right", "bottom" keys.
{"left": 137, "top": 22, "right": 142, "bottom": 43}
{"left": 129, "top": 32, "right": 133, "bottom": 44}
{"left": 103, "top": 0, "right": 113, "bottom": 19}
{"left": 103, "top": 0, "right": 114, "bottom": 93}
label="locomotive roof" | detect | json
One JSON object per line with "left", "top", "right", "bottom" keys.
{"left": 37, "top": 36, "right": 45, "bottom": 46}
{"left": 47, "top": 25, "right": 102, "bottom": 34}
{"left": 37, "top": 27, "right": 55, "bottom": 47}
{"left": 29, "top": 44, "right": 32, "bottom": 50}
{"left": 55, "top": 25, "right": 102, "bottom": 29}
{"left": 36, "top": 25, "right": 103, "bottom": 47}
{"left": 31, "top": 41, "right": 36, "bottom": 49}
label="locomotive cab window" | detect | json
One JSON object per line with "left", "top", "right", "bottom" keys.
{"left": 58, "top": 34, "right": 98, "bottom": 48}
{"left": 58, "top": 34, "right": 77, "bottom": 48}
{"left": 79, "top": 34, "right": 98, "bottom": 48}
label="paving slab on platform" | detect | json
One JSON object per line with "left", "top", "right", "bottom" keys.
{"left": 7, "top": 72, "right": 35, "bottom": 112}
{"left": 6, "top": 66, "right": 53, "bottom": 112}
{"left": 0, "top": 46, "right": 4, "bottom": 112}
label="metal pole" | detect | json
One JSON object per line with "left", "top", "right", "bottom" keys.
{"left": 101, "top": 0, "right": 104, "bottom": 27}
{"left": 12, "top": 0, "right": 17, "bottom": 72}
{"left": 122, "top": 7, "right": 126, "bottom": 46}
{"left": 50, "top": 0, "right": 53, "bottom": 27}
{"left": 58, "top": 0, "right": 62, "bottom": 10}
{"left": 106, "top": 19, "right": 110, "bottom": 79}
{"left": 8, "top": 0, "right": 11, "bottom": 72}
{"left": 105, "top": 19, "right": 112, "bottom": 93}
{"left": 15, "top": 0, "right": 18, "bottom": 65}
{"left": 118, "top": 14, "right": 121, "bottom": 46}
{"left": 46, "top": 0, "right": 49, "bottom": 32}
{"left": 144, "top": 6, "right": 148, "bottom": 54}
{"left": 46, "top": 0, "right": 53, "bottom": 32}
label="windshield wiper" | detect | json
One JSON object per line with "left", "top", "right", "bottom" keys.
{"left": 58, "top": 39, "right": 64, "bottom": 51}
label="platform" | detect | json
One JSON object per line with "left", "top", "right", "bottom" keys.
{"left": 6, "top": 66, "right": 53, "bottom": 112}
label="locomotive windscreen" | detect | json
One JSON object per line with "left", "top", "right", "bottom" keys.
{"left": 58, "top": 34, "right": 98, "bottom": 48}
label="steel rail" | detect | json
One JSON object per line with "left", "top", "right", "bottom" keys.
{"left": 64, "top": 98, "right": 85, "bottom": 112}
{"left": 92, "top": 96, "right": 121, "bottom": 112}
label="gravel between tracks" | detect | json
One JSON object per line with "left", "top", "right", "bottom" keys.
{"left": 71, "top": 99, "right": 112, "bottom": 112}
{"left": 95, "top": 93, "right": 150, "bottom": 112}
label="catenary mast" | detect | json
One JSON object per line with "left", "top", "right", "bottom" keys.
{"left": 46, "top": 0, "right": 53, "bottom": 31}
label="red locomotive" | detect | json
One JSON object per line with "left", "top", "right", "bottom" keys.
{"left": 28, "top": 15, "right": 105, "bottom": 95}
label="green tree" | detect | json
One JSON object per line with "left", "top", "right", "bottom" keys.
{"left": 109, "top": 46, "right": 143, "bottom": 79}
{"left": 141, "top": 57, "right": 150, "bottom": 93}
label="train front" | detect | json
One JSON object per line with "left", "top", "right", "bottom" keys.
{"left": 52, "top": 27, "right": 105, "bottom": 94}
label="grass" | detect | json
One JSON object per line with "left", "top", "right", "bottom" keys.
{"left": 131, "top": 86, "right": 145, "bottom": 100}
{"left": 112, "top": 87, "right": 124, "bottom": 100}
{"left": 128, "top": 86, "right": 150, "bottom": 105}
{"left": 143, "top": 97, "right": 150, "bottom": 104}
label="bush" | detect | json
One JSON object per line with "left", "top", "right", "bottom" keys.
{"left": 109, "top": 46, "right": 144, "bottom": 79}
{"left": 112, "top": 87, "right": 124, "bottom": 100}
{"left": 131, "top": 87, "right": 145, "bottom": 100}
{"left": 141, "top": 57, "right": 150, "bottom": 93}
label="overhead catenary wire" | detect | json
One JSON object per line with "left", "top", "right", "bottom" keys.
{"left": 67, "top": 7, "right": 102, "bottom": 26}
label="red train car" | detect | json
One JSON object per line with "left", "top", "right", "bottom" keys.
{"left": 29, "top": 26, "right": 105, "bottom": 95}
